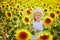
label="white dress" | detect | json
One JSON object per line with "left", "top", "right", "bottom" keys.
{"left": 33, "top": 21, "right": 43, "bottom": 31}
{"left": 31, "top": 21, "right": 43, "bottom": 40}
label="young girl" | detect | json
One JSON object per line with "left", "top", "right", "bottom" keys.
{"left": 30, "top": 8, "right": 44, "bottom": 40}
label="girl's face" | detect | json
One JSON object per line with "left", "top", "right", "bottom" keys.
{"left": 34, "top": 12, "right": 42, "bottom": 20}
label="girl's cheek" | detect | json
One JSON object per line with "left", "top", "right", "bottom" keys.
{"left": 38, "top": 16, "right": 41, "bottom": 18}
{"left": 35, "top": 15, "right": 37, "bottom": 18}
{"left": 39, "top": 15, "right": 42, "bottom": 18}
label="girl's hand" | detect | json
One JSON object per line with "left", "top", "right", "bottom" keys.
{"left": 29, "top": 27, "right": 34, "bottom": 31}
{"left": 36, "top": 30, "right": 40, "bottom": 33}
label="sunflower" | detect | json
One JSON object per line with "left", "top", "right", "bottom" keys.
{"left": 9, "top": 6, "right": 13, "bottom": 12}
{"left": 19, "top": 11, "right": 23, "bottom": 17}
{"left": 22, "top": 3, "right": 26, "bottom": 8}
{"left": 16, "top": 0, "right": 21, "bottom": 4}
{"left": 10, "top": 0, "right": 12, "bottom": 1}
{"left": 6, "top": 4, "right": 9, "bottom": 8}
{"left": 15, "top": 4, "right": 20, "bottom": 9}
{"left": 1, "top": 2, "right": 5, "bottom": 4}
{"left": 34, "top": 3, "right": 39, "bottom": 8}
{"left": 44, "top": 8, "right": 48, "bottom": 13}
{"left": 0, "top": 6, "right": 2, "bottom": 11}
{"left": 1, "top": 1, "right": 6, "bottom": 4}
{"left": 58, "top": 6, "right": 60, "bottom": 9}
{"left": 56, "top": 9, "right": 60, "bottom": 14}
{"left": 20, "top": 6, "right": 24, "bottom": 12}
{"left": 16, "top": 4, "right": 20, "bottom": 9}
{"left": 41, "top": 2, "right": 47, "bottom": 8}
{"left": 13, "top": 8, "right": 18, "bottom": 13}
{"left": 43, "top": 3, "right": 47, "bottom": 7}
{"left": 1, "top": 4, "right": 5, "bottom": 9}
{"left": 37, "top": 31, "right": 53, "bottom": 40}
{"left": 20, "top": 9, "right": 24, "bottom": 12}
{"left": 48, "top": 5, "right": 53, "bottom": 10}
{"left": 22, "top": 15, "right": 31, "bottom": 25}
{"left": 26, "top": 0, "right": 30, "bottom": 2}
{"left": 5, "top": 11, "right": 12, "bottom": 19}
{"left": 27, "top": 5, "right": 31, "bottom": 9}
{"left": 43, "top": 17, "right": 53, "bottom": 26}
{"left": 49, "top": 12, "right": 56, "bottom": 19}
{"left": 15, "top": 29, "right": 32, "bottom": 40}
{"left": 10, "top": 1, "right": 15, "bottom": 6}
{"left": 26, "top": 9, "right": 31, "bottom": 15}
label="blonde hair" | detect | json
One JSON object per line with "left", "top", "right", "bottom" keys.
{"left": 33, "top": 8, "right": 44, "bottom": 21}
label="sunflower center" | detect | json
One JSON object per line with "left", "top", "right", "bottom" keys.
{"left": 40, "top": 35, "right": 49, "bottom": 40}
{"left": 17, "top": 5, "right": 19, "bottom": 8}
{"left": 19, "top": 32, "right": 28, "bottom": 39}
{"left": 7, "top": 12, "right": 11, "bottom": 17}
{"left": 59, "top": 7, "right": 60, "bottom": 9}
{"left": 49, "top": 7, "right": 52, "bottom": 9}
{"left": 45, "top": 18, "right": 51, "bottom": 24}
{"left": 28, "top": 6, "right": 30, "bottom": 8}
{"left": 25, "top": 17, "right": 29, "bottom": 22}
{"left": 27, "top": 10, "right": 30, "bottom": 15}
{"left": 11, "top": 2, "right": 14, "bottom": 4}
{"left": 10, "top": 7, "right": 12, "bottom": 10}
{"left": 20, "top": 12, "right": 22, "bottom": 16}
{"left": 57, "top": 11, "right": 59, "bottom": 14}
{"left": 50, "top": 13, "right": 55, "bottom": 18}
{"left": 1, "top": 3, "right": 4, "bottom": 4}
{"left": 6, "top": 5, "right": 8, "bottom": 7}
{"left": 43, "top": 4, "right": 46, "bottom": 6}
{"left": 21, "top": 9, "right": 23, "bottom": 11}
{"left": 16, "top": 9, "right": 18, "bottom": 11}
{"left": 2, "top": 5, "right": 4, "bottom": 8}
{"left": 44, "top": 9, "right": 47, "bottom": 12}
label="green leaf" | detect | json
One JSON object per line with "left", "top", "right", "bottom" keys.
{"left": 53, "top": 36, "right": 57, "bottom": 40}
{"left": 31, "top": 30, "right": 35, "bottom": 35}
{"left": 58, "top": 32, "right": 60, "bottom": 36}
{"left": 9, "top": 30, "right": 15, "bottom": 40}
{"left": 6, "top": 26, "right": 12, "bottom": 31}
{"left": 13, "top": 17, "right": 17, "bottom": 21}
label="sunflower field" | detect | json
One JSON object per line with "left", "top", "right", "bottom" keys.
{"left": 0, "top": 0, "right": 60, "bottom": 40}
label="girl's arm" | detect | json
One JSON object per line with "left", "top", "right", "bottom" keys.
{"left": 43, "top": 24, "right": 44, "bottom": 29}
{"left": 36, "top": 30, "right": 40, "bottom": 33}
{"left": 29, "top": 26, "right": 34, "bottom": 31}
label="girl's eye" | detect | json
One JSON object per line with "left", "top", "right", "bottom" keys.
{"left": 39, "top": 15, "right": 40, "bottom": 16}
{"left": 36, "top": 15, "right": 37, "bottom": 16}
